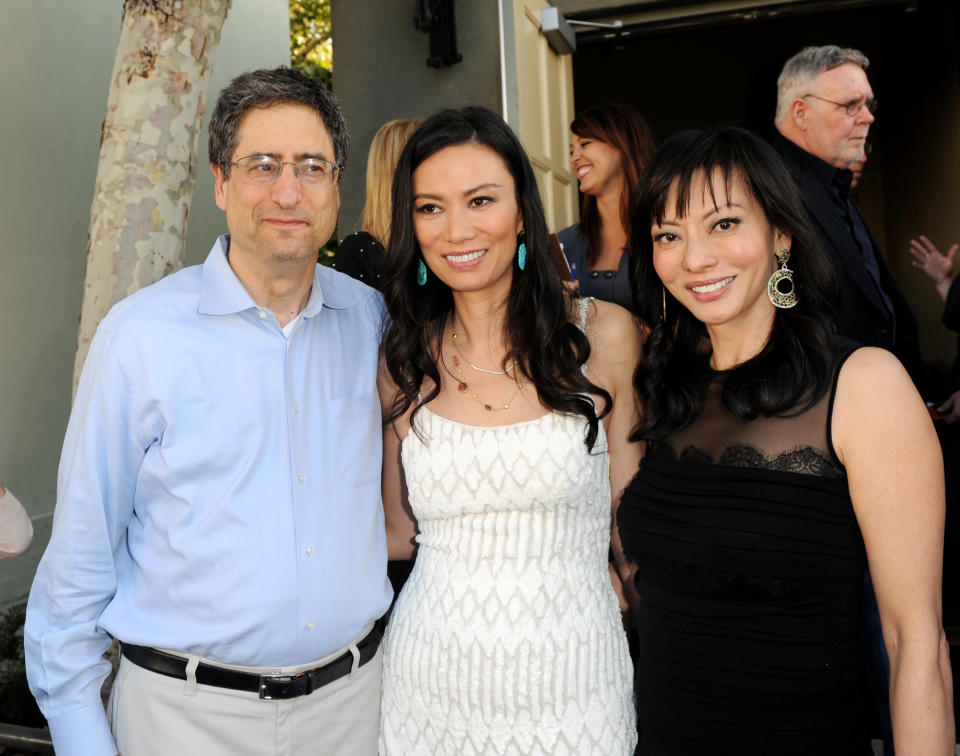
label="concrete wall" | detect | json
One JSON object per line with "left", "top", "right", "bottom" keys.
{"left": 331, "top": 0, "right": 503, "bottom": 235}
{"left": 0, "top": 0, "right": 289, "bottom": 606}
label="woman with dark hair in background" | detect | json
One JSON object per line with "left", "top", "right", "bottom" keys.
{"left": 333, "top": 118, "right": 422, "bottom": 289}
{"left": 378, "top": 106, "right": 639, "bottom": 754}
{"left": 558, "top": 103, "right": 655, "bottom": 312}
{"left": 618, "top": 127, "right": 952, "bottom": 754}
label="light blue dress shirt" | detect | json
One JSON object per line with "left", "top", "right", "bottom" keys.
{"left": 25, "top": 236, "right": 393, "bottom": 756}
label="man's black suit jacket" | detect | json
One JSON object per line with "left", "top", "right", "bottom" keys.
{"left": 773, "top": 134, "right": 924, "bottom": 387}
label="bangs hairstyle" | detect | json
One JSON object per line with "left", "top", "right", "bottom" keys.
{"left": 571, "top": 103, "right": 656, "bottom": 266}
{"left": 628, "top": 127, "right": 839, "bottom": 442}
{"left": 381, "top": 106, "right": 610, "bottom": 450}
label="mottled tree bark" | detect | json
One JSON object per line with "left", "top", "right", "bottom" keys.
{"left": 73, "top": 0, "right": 232, "bottom": 393}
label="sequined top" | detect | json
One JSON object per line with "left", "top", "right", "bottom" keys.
{"left": 332, "top": 231, "right": 385, "bottom": 290}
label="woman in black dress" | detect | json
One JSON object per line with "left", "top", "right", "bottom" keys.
{"left": 333, "top": 118, "right": 422, "bottom": 289}
{"left": 618, "top": 127, "right": 953, "bottom": 755}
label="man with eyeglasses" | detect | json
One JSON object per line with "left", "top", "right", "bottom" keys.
{"left": 775, "top": 46, "right": 926, "bottom": 756}
{"left": 773, "top": 44, "right": 923, "bottom": 386}
{"left": 25, "top": 68, "right": 391, "bottom": 756}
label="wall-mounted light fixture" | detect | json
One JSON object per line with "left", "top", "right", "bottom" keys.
{"left": 415, "top": 0, "right": 462, "bottom": 68}
{"left": 540, "top": 7, "right": 623, "bottom": 55}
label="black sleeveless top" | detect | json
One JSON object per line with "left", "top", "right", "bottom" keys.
{"left": 619, "top": 348, "right": 870, "bottom": 755}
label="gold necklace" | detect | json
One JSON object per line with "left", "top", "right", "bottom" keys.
{"left": 445, "top": 325, "right": 523, "bottom": 411}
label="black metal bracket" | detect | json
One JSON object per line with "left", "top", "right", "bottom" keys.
{"left": 414, "top": 0, "right": 463, "bottom": 68}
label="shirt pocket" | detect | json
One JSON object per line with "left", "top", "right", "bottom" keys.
{"left": 330, "top": 393, "right": 381, "bottom": 486}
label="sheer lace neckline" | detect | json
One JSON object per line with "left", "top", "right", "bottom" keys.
{"left": 650, "top": 440, "right": 843, "bottom": 478}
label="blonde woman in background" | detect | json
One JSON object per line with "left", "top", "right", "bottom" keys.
{"left": 333, "top": 118, "right": 423, "bottom": 290}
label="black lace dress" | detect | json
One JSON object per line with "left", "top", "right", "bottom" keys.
{"left": 619, "top": 350, "right": 871, "bottom": 755}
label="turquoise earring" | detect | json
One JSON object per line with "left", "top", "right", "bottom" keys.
{"left": 417, "top": 259, "right": 428, "bottom": 286}
{"left": 517, "top": 232, "right": 527, "bottom": 272}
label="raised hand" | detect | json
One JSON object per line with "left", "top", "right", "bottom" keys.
{"left": 937, "top": 390, "right": 960, "bottom": 425}
{"left": 909, "top": 235, "right": 957, "bottom": 286}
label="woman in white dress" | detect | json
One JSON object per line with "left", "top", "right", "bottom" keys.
{"left": 377, "top": 107, "right": 640, "bottom": 755}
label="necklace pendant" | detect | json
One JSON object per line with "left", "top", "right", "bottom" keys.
{"left": 458, "top": 382, "right": 468, "bottom": 393}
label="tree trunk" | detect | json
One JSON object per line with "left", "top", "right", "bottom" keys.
{"left": 73, "top": 0, "right": 232, "bottom": 394}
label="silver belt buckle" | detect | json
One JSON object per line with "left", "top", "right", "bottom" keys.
{"left": 258, "top": 671, "right": 301, "bottom": 700}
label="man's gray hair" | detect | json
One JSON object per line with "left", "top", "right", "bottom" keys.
{"left": 775, "top": 45, "right": 870, "bottom": 126}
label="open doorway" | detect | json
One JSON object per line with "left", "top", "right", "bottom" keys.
{"left": 570, "top": 0, "right": 960, "bottom": 368}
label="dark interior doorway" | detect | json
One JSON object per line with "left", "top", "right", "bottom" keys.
{"left": 570, "top": 0, "right": 960, "bottom": 370}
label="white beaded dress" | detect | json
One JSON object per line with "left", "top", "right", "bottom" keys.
{"left": 379, "top": 400, "right": 636, "bottom": 755}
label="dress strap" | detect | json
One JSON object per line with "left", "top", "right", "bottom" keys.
{"left": 575, "top": 297, "right": 592, "bottom": 333}
{"left": 574, "top": 297, "right": 593, "bottom": 375}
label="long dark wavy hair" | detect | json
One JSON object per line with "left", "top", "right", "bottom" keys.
{"left": 381, "top": 106, "right": 610, "bottom": 449}
{"left": 572, "top": 103, "right": 656, "bottom": 267}
{"left": 629, "top": 127, "right": 839, "bottom": 442}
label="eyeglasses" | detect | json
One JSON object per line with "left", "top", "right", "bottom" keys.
{"left": 802, "top": 94, "right": 878, "bottom": 117}
{"left": 228, "top": 155, "right": 341, "bottom": 187}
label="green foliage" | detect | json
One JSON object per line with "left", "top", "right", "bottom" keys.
{"left": 290, "top": 0, "right": 332, "bottom": 89}
{"left": 290, "top": 1, "right": 338, "bottom": 262}
{"left": 0, "top": 602, "right": 45, "bottom": 728}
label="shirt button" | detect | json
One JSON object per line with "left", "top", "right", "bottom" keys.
{"left": 293, "top": 405, "right": 300, "bottom": 414}
{"left": 590, "top": 271, "right": 599, "bottom": 279}
{"left": 305, "top": 546, "right": 314, "bottom": 556}
{"left": 258, "top": 311, "right": 268, "bottom": 319}
{"left": 604, "top": 271, "right": 614, "bottom": 279}
{"left": 305, "top": 621, "right": 315, "bottom": 630}
{"left": 298, "top": 474, "right": 307, "bottom": 484}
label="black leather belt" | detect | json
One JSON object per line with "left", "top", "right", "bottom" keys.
{"left": 120, "top": 625, "right": 382, "bottom": 700}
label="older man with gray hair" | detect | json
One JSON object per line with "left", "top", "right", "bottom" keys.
{"left": 773, "top": 44, "right": 923, "bottom": 385}
{"left": 774, "top": 45, "right": 928, "bottom": 756}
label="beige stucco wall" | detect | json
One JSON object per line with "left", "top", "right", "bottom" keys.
{"left": 0, "top": 0, "right": 289, "bottom": 605}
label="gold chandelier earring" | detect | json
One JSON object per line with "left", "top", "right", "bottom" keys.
{"left": 767, "top": 248, "right": 798, "bottom": 309}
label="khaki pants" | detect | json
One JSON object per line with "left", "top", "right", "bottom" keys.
{"left": 108, "top": 637, "right": 382, "bottom": 756}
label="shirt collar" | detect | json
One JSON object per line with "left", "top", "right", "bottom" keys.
{"left": 775, "top": 133, "right": 843, "bottom": 190}
{"left": 198, "top": 235, "right": 256, "bottom": 316}
{"left": 832, "top": 167, "right": 854, "bottom": 198}
{"left": 198, "top": 235, "right": 355, "bottom": 317}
